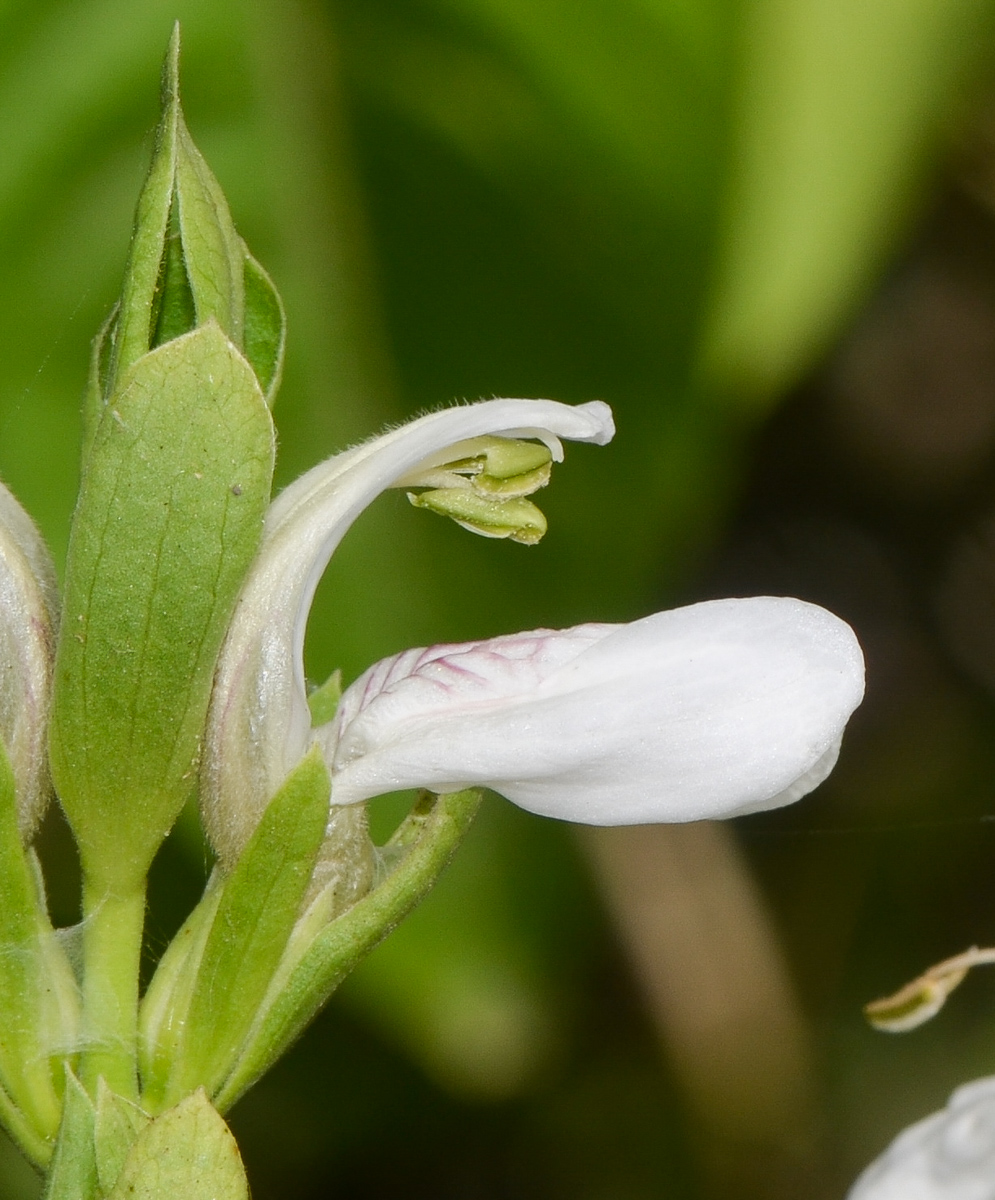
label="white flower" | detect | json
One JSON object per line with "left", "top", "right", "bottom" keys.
{"left": 201, "top": 396, "right": 863, "bottom": 863}
{"left": 322, "top": 597, "right": 863, "bottom": 823}
{"left": 849, "top": 1077, "right": 995, "bottom": 1200}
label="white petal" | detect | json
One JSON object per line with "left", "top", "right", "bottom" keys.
{"left": 849, "top": 1077, "right": 995, "bottom": 1200}
{"left": 202, "top": 399, "right": 614, "bottom": 865}
{"left": 324, "top": 596, "right": 864, "bottom": 824}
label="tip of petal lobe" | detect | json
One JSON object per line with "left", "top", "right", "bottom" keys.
{"left": 323, "top": 595, "right": 865, "bottom": 826}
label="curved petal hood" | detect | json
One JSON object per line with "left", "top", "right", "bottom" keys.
{"left": 202, "top": 398, "right": 613, "bottom": 865}
{"left": 849, "top": 1077, "right": 995, "bottom": 1200}
{"left": 322, "top": 596, "right": 864, "bottom": 824}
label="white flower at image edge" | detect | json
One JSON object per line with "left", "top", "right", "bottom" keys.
{"left": 201, "top": 396, "right": 865, "bottom": 864}
{"left": 849, "top": 1077, "right": 995, "bottom": 1200}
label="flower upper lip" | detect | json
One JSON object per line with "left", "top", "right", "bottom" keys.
{"left": 201, "top": 399, "right": 614, "bottom": 867}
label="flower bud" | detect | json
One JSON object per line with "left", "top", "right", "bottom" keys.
{"left": 90, "top": 24, "right": 284, "bottom": 422}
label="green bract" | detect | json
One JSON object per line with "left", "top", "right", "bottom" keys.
{"left": 105, "top": 1091, "right": 248, "bottom": 1200}
{"left": 0, "top": 742, "right": 74, "bottom": 1158}
{"left": 50, "top": 324, "right": 274, "bottom": 891}
{"left": 51, "top": 26, "right": 281, "bottom": 894}
{"left": 148, "top": 749, "right": 331, "bottom": 1109}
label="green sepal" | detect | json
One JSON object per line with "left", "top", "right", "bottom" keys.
{"left": 408, "top": 489, "right": 547, "bottom": 544}
{"left": 106, "top": 1090, "right": 247, "bottom": 1200}
{"left": 50, "top": 324, "right": 275, "bottom": 891}
{"left": 0, "top": 740, "right": 66, "bottom": 1146}
{"left": 27, "top": 849, "right": 82, "bottom": 1117}
{"left": 173, "top": 117, "right": 244, "bottom": 344}
{"left": 214, "top": 788, "right": 482, "bottom": 1112}
{"left": 94, "top": 1079, "right": 149, "bottom": 1197}
{"left": 43, "top": 1069, "right": 97, "bottom": 1200}
{"left": 0, "top": 1075, "right": 51, "bottom": 1172}
{"left": 138, "top": 873, "right": 224, "bottom": 1097}
{"left": 153, "top": 749, "right": 330, "bottom": 1109}
{"left": 241, "top": 249, "right": 286, "bottom": 406}
{"left": 307, "top": 667, "right": 342, "bottom": 727}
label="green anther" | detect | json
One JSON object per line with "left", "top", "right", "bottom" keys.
{"left": 407, "top": 489, "right": 548, "bottom": 545}
{"left": 402, "top": 437, "right": 553, "bottom": 499}
{"left": 464, "top": 437, "right": 552, "bottom": 496}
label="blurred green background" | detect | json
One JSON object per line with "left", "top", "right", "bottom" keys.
{"left": 5, "top": 0, "right": 995, "bottom": 1195}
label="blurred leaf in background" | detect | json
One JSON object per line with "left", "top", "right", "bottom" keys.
{"left": 700, "top": 0, "right": 995, "bottom": 404}
{"left": 1, "top": 0, "right": 995, "bottom": 1197}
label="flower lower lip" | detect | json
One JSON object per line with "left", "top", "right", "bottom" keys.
{"left": 323, "top": 596, "right": 864, "bottom": 824}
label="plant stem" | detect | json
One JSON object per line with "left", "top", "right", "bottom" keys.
{"left": 79, "top": 878, "right": 146, "bottom": 1100}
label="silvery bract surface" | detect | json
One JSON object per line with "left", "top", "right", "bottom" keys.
{"left": 0, "top": 481, "right": 57, "bottom": 840}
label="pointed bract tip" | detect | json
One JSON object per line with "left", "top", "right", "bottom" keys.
{"left": 162, "top": 23, "right": 181, "bottom": 108}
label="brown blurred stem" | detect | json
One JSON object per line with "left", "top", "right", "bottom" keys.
{"left": 582, "top": 822, "right": 826, "bottom": 1199}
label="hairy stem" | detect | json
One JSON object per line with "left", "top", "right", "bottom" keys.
{"left": 78, "top": 879, "right": 146, "bottom": 1100}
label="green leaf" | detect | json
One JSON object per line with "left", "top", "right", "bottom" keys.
{"left": 94, "top": 1079, "right": 149, "bottom": 1197}
{"left": 50, "top": 323, "right": 275, "bottom": 891}
{"left": 159, "top": 749, "right": 330, "bottom": 1108}
{"left": 699, "top": 0, "right": 995, "bottom": 404}
{"left": 214, "top": 788, "right": 481, "bottom": 1112}
{"left": 241, "top": 250, "right": 286, "bottom": 406}
{"left": 43, "top": 1069, "right": 97, "bottom": 1200}
{"left": 107, "top": 1090, "right": 247, "bottom": 1200}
